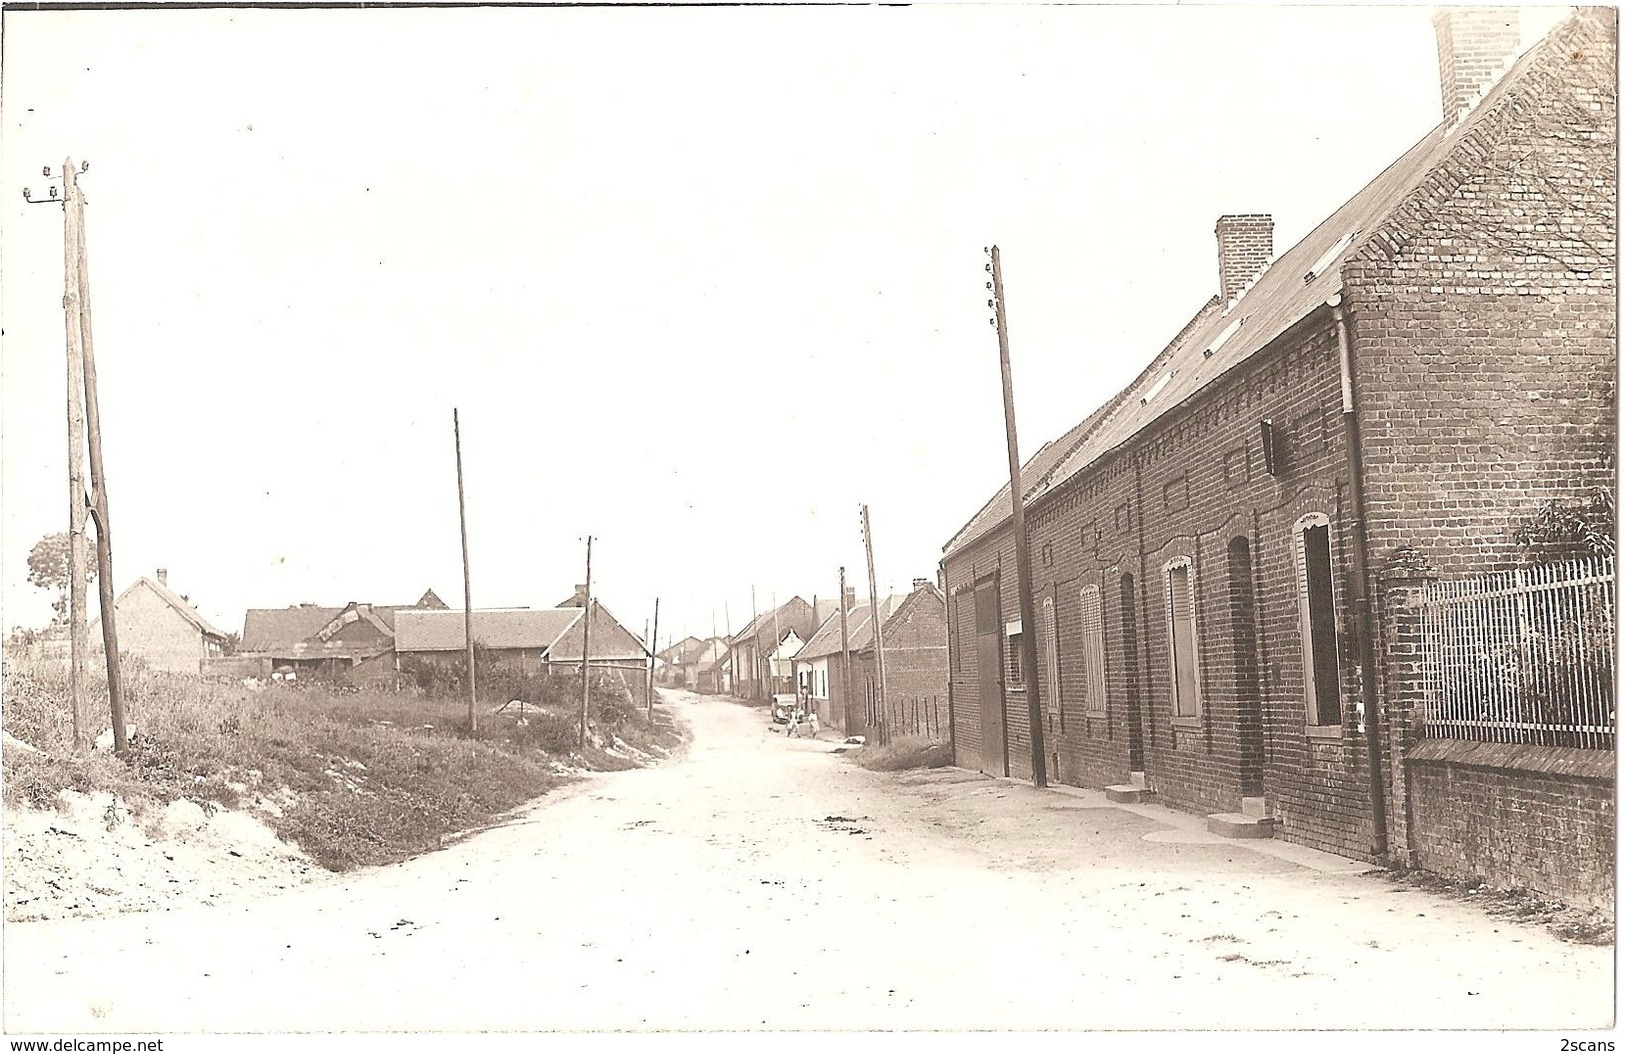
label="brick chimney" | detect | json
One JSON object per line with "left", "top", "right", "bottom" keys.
{"left": 1215, "top": 214, "right": 1274, "bottom": 304}
{"left": 843, "top": 586, "right": 856, "bottom": 609}
{"left": 1433, "top": 8, "right": 1520, "bottom": 121}
{"left": 912, "top": 577, "right": 932, "bottom": 591}
{"left": 156, "top": 568, "right": 168, "bottom": 586}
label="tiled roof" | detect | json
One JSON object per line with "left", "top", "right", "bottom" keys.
{"left": 797, "top": 595, "right": 906, "bottom": 659}
{"left": 241, "top": 605, "right": 341, "bottom": 651}
{"left": 726, "top": 597, "right": 808, "bottom": 646}
{"left": 945, "top": 13, "right": 1572, "bottom": 557}
{"left": 692, "top": 637, "right": 730, "bottom": 672}
{"left": 394, "top": 608, "right": 582, "bottom": 653}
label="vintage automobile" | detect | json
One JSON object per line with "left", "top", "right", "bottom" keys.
{"left": 770, "top": 693, "right": 799, "bottom": 724}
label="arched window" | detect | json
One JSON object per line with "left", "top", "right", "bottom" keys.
{"left": 1295, "top": 513, "right": 1342, "bottom": 727}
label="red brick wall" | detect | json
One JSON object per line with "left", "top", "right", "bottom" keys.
{"left": 1346, "top": 11, "right": 1617, "bottom": 579}
{"left": 946, "top": 312, "right": 1382, "bottom": 860}
{"left": 1407, "top": 741, "right": 1615, "bottom": 908}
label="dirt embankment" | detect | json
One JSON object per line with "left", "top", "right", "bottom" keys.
{"left": 5, "top": 788, "right": 317, "bottom": 922}
{"left": 2, "top": 662, "right": 691, "bottom": 923}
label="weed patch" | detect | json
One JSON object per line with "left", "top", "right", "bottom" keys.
{"left": 1376, "top": 866, "right": 1613, "bottom": 946}
{"left": 855, "top": 736, "right": 953, "bottom": 772}
{"left": 3, "top": 657, "right": 687, "bottom": 873}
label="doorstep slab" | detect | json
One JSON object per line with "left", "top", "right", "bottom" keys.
{"left": 1207, "top": 812, "right": 1276, "bottom": 839}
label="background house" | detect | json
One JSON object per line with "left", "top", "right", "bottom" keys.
{"left": 793, "top": 587, "right": 906, "bottom": 729}
{"left": 688, "top": 636, "right": 731, "bottom": 693}
{"left": 543, "top": 600, "right": 652, "bottom": 685}
{"left": 393, "top": 608, "right": 581, "bottom": 677}
{"left": 89, "top": 568, "right": 227, "bottom": 675}
{"left": 237, "top": 590, "right": 441, "bottom": 681}
{"left": 853, "top": 579, "right": 948, "bottom": 742}
{"left": 725, "top": 596, "right": 818, "bottom": 700}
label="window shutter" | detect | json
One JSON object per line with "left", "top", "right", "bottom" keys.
{"left": 1079, "top": 585, "right": 1107, "bottom": 712}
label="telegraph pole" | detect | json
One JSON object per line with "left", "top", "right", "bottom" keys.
{"left": 578, "top": 536, "right": 593, "bottom": 750}
{"left": 771, "top": 591, "right": 781, "bottom": 698}
{"left": 648, "top": 597, "right": 660, "bottom": 721}
{"left": 38, "top": 161, "right": 92, "bottom": 751}
{"left": 27, "top": 160, "right": 128, "bottom": 755}
{"left": 860, "top": 505, "right": 888, "bottom": 745}
{"left": 838, "top": 566, "right": 852, "bottom": 736}
{"left": 989, "top": 245, "right": 1046, "bottom": 788}
{"left": 454, "top": 409, "right": 477, "bottom": 735}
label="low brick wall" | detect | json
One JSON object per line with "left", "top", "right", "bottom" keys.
{"left": 1407, "top": 740, "right": 1615, "bottom": 910}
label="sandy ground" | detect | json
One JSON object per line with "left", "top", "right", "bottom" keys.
{"left": 5, "top": 788, "right": 316, "bottom": 923}
{"left": 2, "top": 690, "right": 1614, "bottom": 1033}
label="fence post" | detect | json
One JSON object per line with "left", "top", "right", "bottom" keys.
{"left": 1377, "top": 548, "right": 1439, "bottom": 869}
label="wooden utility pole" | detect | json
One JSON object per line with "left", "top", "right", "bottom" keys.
{"left": 838, "top": 566, "right": 852, "bottom": 736}
{"left": 454, "top": 409, "right": 477, "bottom": 735}
{"left": 989, "top": 245, "right": 1046, "bottom": 788}
{"left": 59, "top": 160, "right": 90, "bottom": 751}
{"left": 578, "top": 536, "right": 593, "bottom": 750}
{"left": 67, "top": 161, "right": 128, "bottom": 756}
{"left": 648, "top": 597, "right": 660, "bottom": 721}
{"left": 771, "top": 591, "right": 781, "bottom": 698}
{"left": 860, "top": 505, "right": 888, "bottom": 746}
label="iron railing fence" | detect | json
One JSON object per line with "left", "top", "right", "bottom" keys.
{"left": 1419, "top": 555, "right": 1615, "bottom": 749}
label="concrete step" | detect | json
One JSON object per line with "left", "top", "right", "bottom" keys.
{"left": 1241, "top": 796, "right": 1269, "bottom": 820}
{"left": 1207, "top": 812, "right": 1275, "bottom": 839}
{"left": 1130, "top": 770, "right": 1148, "bottom": 789}
{"left": 1105, "top": 784, "right": 1155, "bottom": 804}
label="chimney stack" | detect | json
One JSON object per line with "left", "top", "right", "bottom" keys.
{"left": 1215, "top": 214, "right": 1274, "bottom": 304}
{"left": 912, "top": 577, "right": 932, "bottom": 591}
{"left": 843, "top": 586, "right": 856, "bottom": 609}
{"left": 156, "top": 568, "right": 168, "bottom": 586}
{"left": 1433, "top": 8, "right": 1520, "bottom": 121}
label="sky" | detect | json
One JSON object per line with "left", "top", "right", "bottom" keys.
{"left": 0, "top": 3, "right": 1572, "bottom": 648}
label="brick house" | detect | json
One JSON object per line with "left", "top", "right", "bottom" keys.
{"left": 726, "top": 596, "right": 819, "bottom": 700}
{"left": 792, "top": 588, "right": 906, "bottom": 730}
{"left": 940, "top": 9, "right": 1615, "bottom": 903}
{"left": 852, "top": 579, "right": 950, "bottom": 742}
{"left": 91, "top": 569, "right": 228, "bottom": 675}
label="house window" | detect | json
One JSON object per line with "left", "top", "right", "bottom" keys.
{"left": 1041, "top": 596, "right": 1061, "bottom": 723}
{"left": 1297, "top": 515, "right": 1342, "bottom": 727}
{"left": 1078, "top": 585, "right": 1107, "bottom": 713}
{"left": 1164, "top": 557, "right": 1201, "bottom": 719}
{"left": 1005, "top": 621, "right": 1027, "bottom": 690}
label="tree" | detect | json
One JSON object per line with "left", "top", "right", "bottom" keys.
{"left": 27, "top": 532, "right": 94, "bottom": 625}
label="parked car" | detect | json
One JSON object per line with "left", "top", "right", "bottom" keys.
{"left": 770, "top": 693, "right": 798, "bottom": 724}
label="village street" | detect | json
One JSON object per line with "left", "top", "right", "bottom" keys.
{"left": 4, "top": 691, "right": 1614, "bottom": 1034}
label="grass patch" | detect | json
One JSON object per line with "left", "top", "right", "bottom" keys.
{"left": 2, "top": 656, "right": 687, "bottom": 872}
{"left": 854, "top": 735, "right": 953, "bottom": 772}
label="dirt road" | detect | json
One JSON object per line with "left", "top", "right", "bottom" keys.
{"left": 3, "top": 692, "right": 1613, "bottom": 1032}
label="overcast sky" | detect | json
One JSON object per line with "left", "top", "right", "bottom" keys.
{"left": 1, "top": 3, "right": 1569, "bottom": 646}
